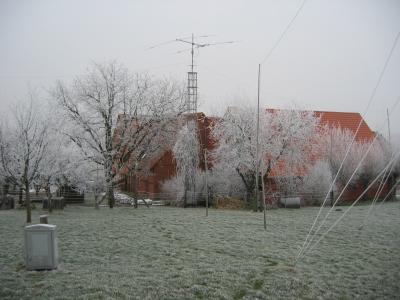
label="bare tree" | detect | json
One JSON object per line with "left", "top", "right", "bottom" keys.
{"left": 53, "top": 61, "right": 186, "bottom": 208}
{"left": 0, "top": 99, "right": 48, "bottom": 222}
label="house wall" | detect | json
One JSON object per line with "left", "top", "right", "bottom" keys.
{"left": 120, "top": 113, "right": 217, "bottom": 198}
{"left": 338, "top": 181, "right": 391, "bottom": 203}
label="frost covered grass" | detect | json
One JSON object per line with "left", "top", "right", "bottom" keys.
{"left": 1, "top": 202, "right": 400, "bottom": 299}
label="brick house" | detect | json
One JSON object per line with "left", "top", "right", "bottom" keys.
{"left": 116, "top": 109, "right": 392, "bottom": 202}
{"left": 117, "top": 112, "right": 217, "bottom": 197}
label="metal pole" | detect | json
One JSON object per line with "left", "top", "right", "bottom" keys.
{"left": 204, "top": 149, "right": 209, "bottom": 217}
{"left": 330, "top": 130, "right": 334, "bottom": 207}
{"left": 191, "top": 33, "right": 194, "bottom": 73}
{"left": 254, "top": 64, "right": 261, "bottom": 212}
{"left": 387, "top": 108, "right": 391, "bottom": 145}
{"left": 261, "top": 167, "right": 267, "bottom": 230}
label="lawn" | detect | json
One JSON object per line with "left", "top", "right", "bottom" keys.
{"left": 1, "top": 201, "right": 399, "bottom": 299}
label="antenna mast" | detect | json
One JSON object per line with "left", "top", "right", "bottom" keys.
{"left": 173, "top": 34, "right": 235, "bottom": 113}
{"left": 147, "top": 34, "right": 235, "bottom": 207}
{"left": 148, "top": 34, "right": 235, "bottom": 113}
{"left": 187, "top": 33, "right": 197, "bottom": 113}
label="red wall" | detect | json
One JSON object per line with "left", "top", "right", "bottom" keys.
{"left": 120, "top": 113, "right": 216, "bottom": 197}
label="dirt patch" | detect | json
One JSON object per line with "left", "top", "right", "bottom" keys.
{"left": 213, "top": 195, "right": 248, "bottom": 209}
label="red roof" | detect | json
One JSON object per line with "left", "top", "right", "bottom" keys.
{"left": 314, "top": 111, "right": 374, "bottom": 142}
{"left": 265, "top": 108, "right": 374, "bottom": 141}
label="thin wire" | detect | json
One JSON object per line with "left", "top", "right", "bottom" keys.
{"left": 299, "top": 96, "right": 400, "bottom": 259}
{"left": 299, "top": 32, "right": 400, "bottom": 258}
{"left": 303, "top": 136, "right": 380, "bottom": 245}
{"left": 297, "top": 31, "right": 400, "bottom": 260}
{"left": 260, "top": 0, "right": 307, "bottom": 65}
{"left": 301, "top": 150, "right": 400, "bottom": 257}
{"left": 378, "top": 178, "right": 399, "bottom": 207}
{"left": 359, "top": 153, "right": 396, "bottom": 229}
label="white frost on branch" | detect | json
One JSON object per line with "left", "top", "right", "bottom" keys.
{"left": 172, "top": 120, "right": 200, "bottom": 205}
{"left": 52, "top": 61, "right": 186, "bottom": 207}
{"left": 0, "top": 97, "right": 49, "bottom": 222}
{"left": 211, "top": 106, "right": 320, "bottom": 201}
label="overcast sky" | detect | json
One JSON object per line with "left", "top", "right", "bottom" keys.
{"left": 1, "top": 0, "right": 399, "bottom": 139}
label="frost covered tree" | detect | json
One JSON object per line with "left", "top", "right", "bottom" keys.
{"left": 53, "top": 61, "right": 186, "bottom": 208}
{"left": 172, "top": 120, "right": 200, "bottom": 207}
{"left": 323, "top": 126, "right": 366, "bottom": 193}
{"left": 34, "top": 141, "right": 63, "bottom": 212}
{"left": 31, "top": 107, "right": 75, "bottom": 212}
{"left": 65, "top": 153, "right": 107, "bottom": 209}
{"left": 302, "top": 160, "right": 333, "bottom": 205}
{"left": 0, "top": 100, "right": 48, "bottom": 222}
{"left": 361, "top": 134, "right": 398, "bottom": 201}
{"left": 207, "top": 160, "right": 246, "bottom": 199}
{"left": 259, "top": 109, "right": 320, "bottom": 197}
{"left": 211, "top": 107, "right": 263, "bottom": 203}
{"left": 161, "top": 169, "right": 207, "bottom": 206}
{"left": 357, "top": 139, "right": 390, "bottom": 200}
{"left": 212, "top": 106, "right": 320, "bottom": 207}
{"left": 166, "top": 118, "right": 243, "bottom": 207}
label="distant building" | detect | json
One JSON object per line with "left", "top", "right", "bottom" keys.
{"left": 115, "top": 109, "right": 392, "bottom": 203}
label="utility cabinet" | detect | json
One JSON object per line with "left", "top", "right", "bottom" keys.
{"left": 25, "top": 224, "right": 58, "bottom": 270}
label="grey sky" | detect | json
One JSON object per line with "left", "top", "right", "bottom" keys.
{"left": 1, "top": 0, "right": 399, "bottom": 139}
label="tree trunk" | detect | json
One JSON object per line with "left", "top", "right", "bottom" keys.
{"left": 133, "top": 198, "right": 138, "bottom": 208}
{"left": 361, "top": 179, "right": 369, "bottom": 202}
{"left": 134, "top": 174, "right": 138, "bottom": 209}
{"left": 46, "top": 182, "right": 52, "bottom": 213}
{"left": 104, "top": 156, "right": 115, "bottom": 209}
{"left": 25, "top": 181, "right": 31, "bottom": 223}
{"left": 387, "top": 174, "right": 396, "bottom": 201}
{"left": 3, "top": 183, "right": 9, "bottom": 196}
{"left": 94, "top": 194, "right": 100, "bottom": 209}
{"left": 18, "top": 188, "right": 23, "bottom": 205}
{"left": 261, "top": 170, "right": 267, "bottom": 230}
{"left": 107, "top": 185, "right": 114, "bottom": 208}
{"left": 183, "top": 175, "right": 188, "bottom": 208}
{"left": 237, "top": 169, "right": 256, "bottom": 209}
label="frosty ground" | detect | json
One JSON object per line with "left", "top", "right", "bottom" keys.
{"left": 1, "top": 202, "right": 399, "bottom": 300}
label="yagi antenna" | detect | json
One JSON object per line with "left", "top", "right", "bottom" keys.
{"left": 148, "top": 33, "right": 236, "bottom": 114}
{"left": 146, "top": 34, "right": 216, "bottom": 50}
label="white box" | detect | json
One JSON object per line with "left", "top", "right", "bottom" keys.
{"left": 25, "top": 224, "right": 58, "bottom": 270}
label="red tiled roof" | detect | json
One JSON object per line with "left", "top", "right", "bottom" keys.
{"left": 314, "top": 111, "right": 374, "bottom": 142}
{"left": 265, "top": 108, "right": 374, "bottom": 142}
